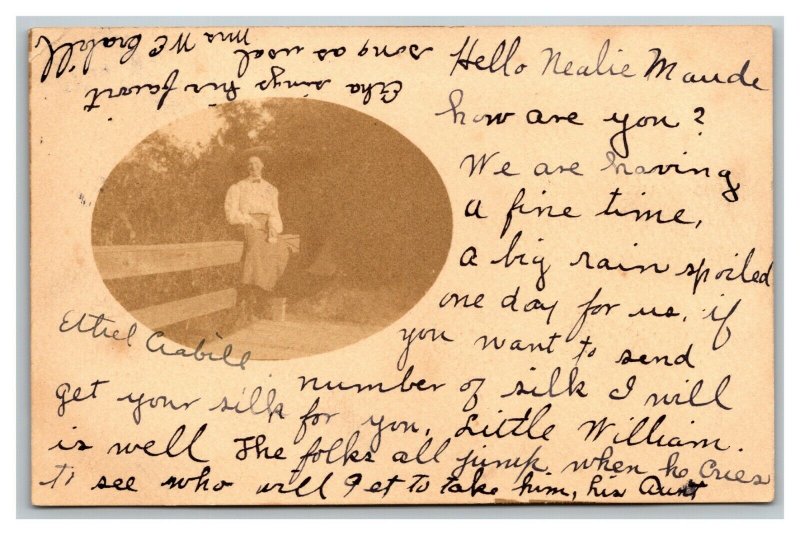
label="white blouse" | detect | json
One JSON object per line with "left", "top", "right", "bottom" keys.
{"left": 224, "top": 178, "right": 284, "bottom": 235}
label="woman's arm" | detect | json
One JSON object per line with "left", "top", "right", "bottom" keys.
{"left": 268, "top": 190, "right": 284, "bottom": 236}
{"left": 224, "top": 183, "right": 258, "bottom": 227}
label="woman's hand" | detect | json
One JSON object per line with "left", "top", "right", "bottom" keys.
{"left": 266, "top": 216, "right": 279, "bottom": 243}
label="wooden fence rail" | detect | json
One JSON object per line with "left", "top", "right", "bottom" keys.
{"left": 93, "top": 235, "right": 300, "bottom": 328}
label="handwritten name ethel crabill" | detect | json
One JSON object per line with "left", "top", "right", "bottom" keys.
{"left": 29, "top": 25, "right": 774, "bottom": 505}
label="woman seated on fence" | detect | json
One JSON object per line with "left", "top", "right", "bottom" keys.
{"left": 224, "top": 155, "right": 290, "bottom": 323}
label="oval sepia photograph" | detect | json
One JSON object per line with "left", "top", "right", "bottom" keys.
{"left": 92, "top": 98, "right": 452, "bottom": 360}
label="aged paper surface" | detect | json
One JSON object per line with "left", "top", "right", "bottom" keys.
{"left": 29, "top": 25, "right": 774, "bottom": 505}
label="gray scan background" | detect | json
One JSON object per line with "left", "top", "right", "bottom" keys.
{"left": 16, "top": 16, "right": 784, "bottom": 519}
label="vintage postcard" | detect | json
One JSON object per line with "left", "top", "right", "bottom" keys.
{"left": 29, "top": 25, "right": 774, "bottom": 505}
